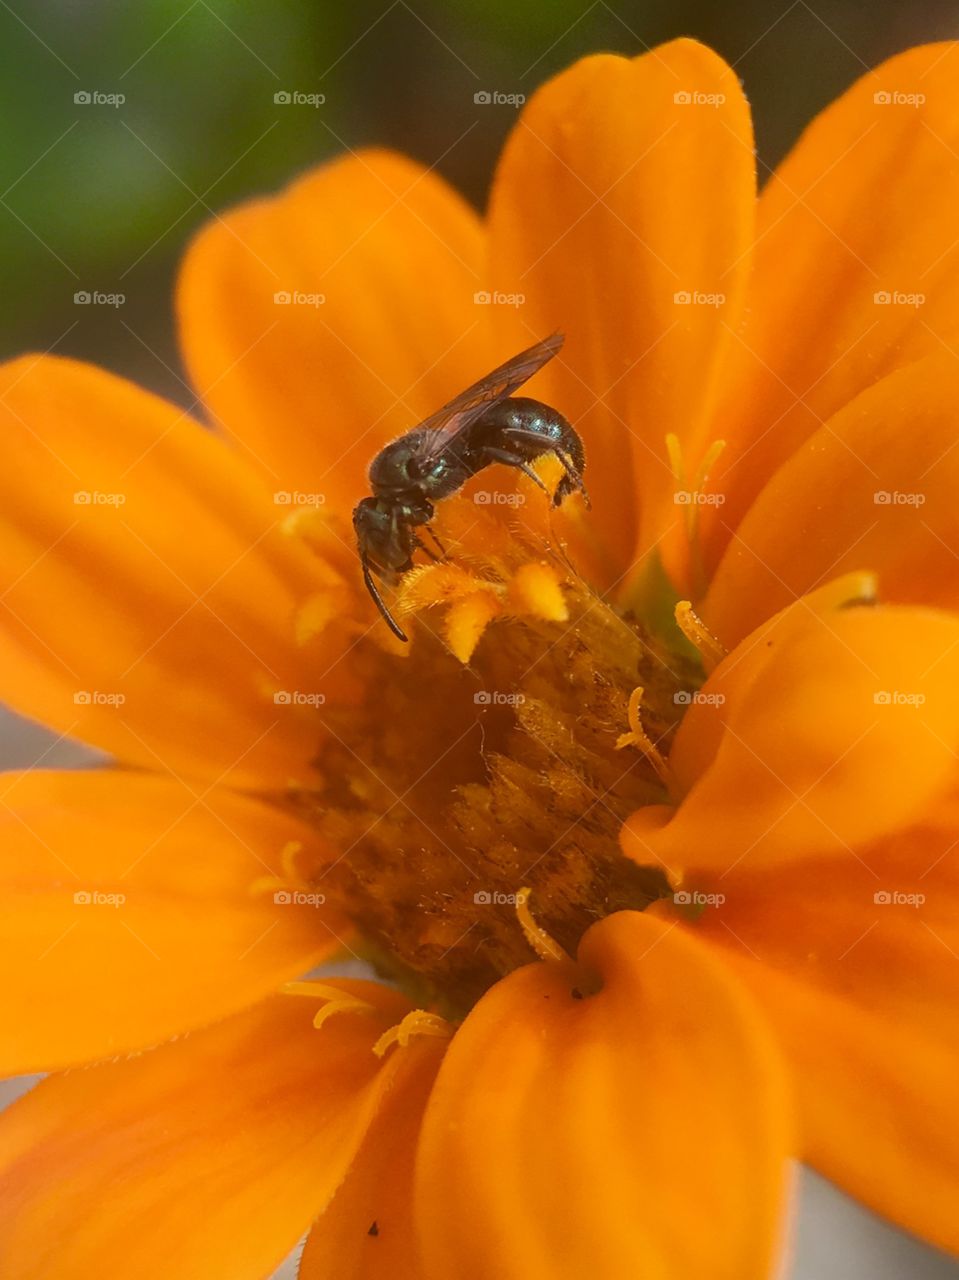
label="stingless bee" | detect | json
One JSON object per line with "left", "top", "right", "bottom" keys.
{"left": 352, "top": 332, "right": 588, "bottom": 641}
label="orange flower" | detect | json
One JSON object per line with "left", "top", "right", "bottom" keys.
{"left": 1, "top": 35, "right": 958, "bottom": 1278}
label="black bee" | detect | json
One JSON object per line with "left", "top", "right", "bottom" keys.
{"left": 353, "top": 333, "right": 587, "bottom": 641}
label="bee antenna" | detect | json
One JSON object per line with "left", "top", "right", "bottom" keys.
{"left": 361, "top": 553, "right": 409, "bottom": 643}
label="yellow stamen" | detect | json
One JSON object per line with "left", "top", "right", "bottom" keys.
{"left": 373, "top": 1009, "right": 453, "bottom": 1058}
{"left": 692, "top": 437, "right": 727, "bottom": 496}
{"left": 282, "top": 980, "right": 379, "bottom": 1030}
{"left": 515, "top": 886, "right": 572, "bottom": 963}
{"left": 665, "top": 431, "right": 685, "bottom": 485}
{"left": 507, "top": 561, "right": 568, "bottom": 622}
{"left": 280, "top": 840, "right": 304, "bottom": 881}
{"left": 675, "top": 601, "right": 727, "bottom": 670}
{"left": 248, "top": 840, "right": 315, "bottom": 901}
{"left": 445, "top": 591, "right": 504, "bottom": 663}
{"left": 666, "top": 434, "right": 727, "bottom": 595}
{"left": 615, "top": 686, "right": 670, "bottom": 780}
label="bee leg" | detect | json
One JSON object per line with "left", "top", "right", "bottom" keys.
{"left": 553, "top": 449, "right": 590, "bottom": 509}
{"left": 361, "top": 552, "right": 408, "bottom": 643}
{"left": 423, "top": 524, "right": 449, "bottom": 559}
{"left": 478, "top": 446, "right": 550, "bottom": 496}
{"left": 412, "top": 533, "right": 440, "bottom": 563}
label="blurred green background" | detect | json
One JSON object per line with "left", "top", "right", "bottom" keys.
{"left": 1, "top": 0, "right": 956, "bottom": 402}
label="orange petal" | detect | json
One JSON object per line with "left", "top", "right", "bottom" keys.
{"left": 300, "top": 1037, "right": 445, "bottom": 1280}
{"left": 0, "top": 768, "right": 348, "bottom": 1073}
{"left": 178, "top": 149, "right": 490, "bottom": 519}
{"left": 0, "top": 355, "right": 352, "bottom": 788}
{"left": 704, "top": 352, "right": 959, "bottom": 648}
{"left": 701, "top": 41, "right": 959, "bottom": 576}
{"left": 689, "top": 823, "right": 959, "bottom": 1256}
{"left": 0, "top": 986, "right": 413, "bottom": 1280}
{"left": 415, "top": 911, "right": 791, "bottom": 1280}
{"left": 624, "top": 602, "right": 959, "bottom": 878}
{"left": 488, "top": 39, "right": 755, "bottom": 587}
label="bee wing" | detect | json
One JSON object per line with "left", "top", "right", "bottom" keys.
{"left": 410, "top": 332, "right": 564, "bottom": 463}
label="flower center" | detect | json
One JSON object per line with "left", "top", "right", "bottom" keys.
{"left": 285, "top": 481, "right": 699, "bottom": 1017}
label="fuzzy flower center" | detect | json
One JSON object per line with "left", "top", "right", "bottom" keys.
{"left": 284, "top": 472, "right": 700, "bottom": 1017}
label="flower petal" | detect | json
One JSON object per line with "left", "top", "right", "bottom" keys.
{"left": 624, "top": 602, "right": 959, "bottom": 877}
{"left": 701, "top": 41, "right": 959, "bottom": 575}
{"left": 0, "top": 355, "right": 350, "bottom": 788}
{"left": 300, "top": 1038, "right": 445, "bottom": 1280}
{"left": 0, "top": 768, "right": 347, "bottom": 1074}
{"left": 688, "top": 823, "right": 959, "bottom": 1256}
{"left": 0, "top": 987, "right": 412, "bottom": 1280}
{"left": 703, "top": 352, "right": 959, "bottom": 648}
{"left": 415, "top": 911, "right": 791, "bottom": 1280}
{"left": 488, "top": 39, "right": 755, "bottom": 586}
{"left": 178, "top": 150, "right": 489, "bottom": 517}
